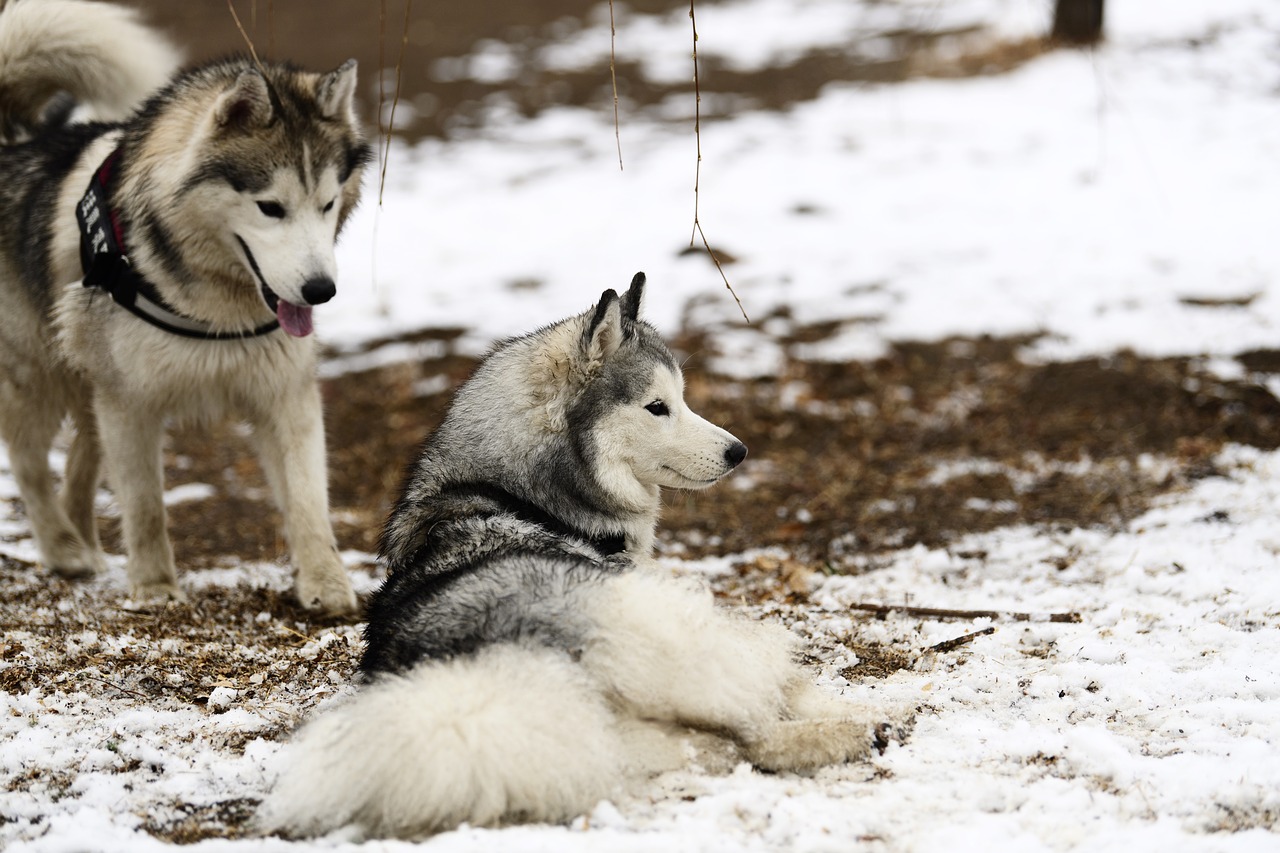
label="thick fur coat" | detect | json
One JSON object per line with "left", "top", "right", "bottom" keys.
{"left": 0, "top": 0, "right": 370, "bottom": 612}
{"left": 260, "top": 276, "right": 905, "bottom": 838}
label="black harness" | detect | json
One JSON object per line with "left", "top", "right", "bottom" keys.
{"left": 438, "top": 482, "right": 628, "bottom": 558}
{"left": 75, "top": 148, "right": 280, "bottom": 340}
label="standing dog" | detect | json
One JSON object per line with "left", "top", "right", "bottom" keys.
{"left": 261, "top": 275, "right": 903, "bottom": 838}
{"left": 0, "top": 0, "right": 370, "bottom": 612}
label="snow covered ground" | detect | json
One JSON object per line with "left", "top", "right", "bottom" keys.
{"left": 4, "top": 1, "right": 1280, "bottom": 850}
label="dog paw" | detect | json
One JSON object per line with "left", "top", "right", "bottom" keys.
{"left": 872, "top": 712, "right": 916, "bottom": 754}
{"left": 49, "top": 557, "right": 99, "bottom": 580}
{"left": 295, "top": 571, "right": 358, "bottom": 616}
{"left": 745, "top": 718, "right": 877, "bottom": 772}
{"left": 131, "top": 581, "right": 188, "bottom": 603}
{"left": 45, "top": 536, "right": 105, "bottom": 579}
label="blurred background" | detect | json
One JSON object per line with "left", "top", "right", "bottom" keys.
{"left": 130, "top": 0, "right": 1071, "bottom": 141}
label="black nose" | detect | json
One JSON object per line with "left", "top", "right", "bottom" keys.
{"left": 301, "top": 276, "right": 337, "bottom": 305}
{"left": 725, "top": 441, "right": 747, "bottom": 468}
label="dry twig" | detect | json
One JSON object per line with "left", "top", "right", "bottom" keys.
{"left": 849, "top": 602, "right": 1082, "bottom": 624}
{"left": 225, "top": 0, "right": 264, "bottom": 70}
{"left": 278, "top": 624, "right": 315, "bottom": 645}
{"left": 378, "top": 0, "right": 387, "bottom": 189}
{"left": 249, "top": 0, "right": 276, "bottom": 57}
{"left": 379, "top": 0, "right": 413, "bottom": 205}
{"left": 688, "top": 1, "right": 748, "bottom": 322}
{"left": 81, "top": 673, "right": 149, "bottom": 701}
{"left": 608, "top": 0, "right": 623, "bottom": 170}
{"left": 928, "top": 626, "right": 996, "bottom": 654}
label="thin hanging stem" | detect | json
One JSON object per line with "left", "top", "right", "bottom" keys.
{"left": 379, "top": 0, "right": 412, "bottom": 205}
{"left": 689, "top": 0, "right": 747, "bottom": 323}
{"left": 609, "top": 0, "right": 623, "bottom": 170}
{"left": 225, "top": 0, "right": 264, "bottom": 71}
{"left": 378, "top": 0, "right": 387, "bottom": 198}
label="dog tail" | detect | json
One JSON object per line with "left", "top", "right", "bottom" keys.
{"left": 0, "top": 0, "right": 180, "bottom": 139}
{"left": 258, "top": 645, "right": 633, "bottom": 839}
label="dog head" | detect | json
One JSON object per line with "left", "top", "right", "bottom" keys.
{"left": 132, "top": 58, "right": 371, "bottom": 336}
{"left": 384, "top": 272, "right": 746, "bottom": 564}
{"left": 566, "top": 273, "right": 747, "bottom": 501}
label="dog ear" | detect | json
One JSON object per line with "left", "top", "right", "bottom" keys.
{"left": 583, "top": 289, "right": 624, "bottom": 365}
{"left": 215, "top": 69, "right": 273, "bottom": 130}
{"left": 537, "top": 290, "right": 622, "bottom": 433}
{"left": 317, "top": 59, "right": 359, "bottom": 123}
{"left": 621, "top": 272, "right": 645, "bottom": 322}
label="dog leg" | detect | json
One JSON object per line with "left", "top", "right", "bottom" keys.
{"left": 61, "top": 403, "right": 102, "bottom": 560}
{"left": 250, "top": 385, "right": 355, "bottom": 615}
{"left": 741, "top": 681, "right": 911, "bottom": 772}
{"left": 94, "top": 398, "right": 183, "bottom": 600}
{"left": 583, "top": 572, "right": 906, "bottom": 771}
{"left": 0, "top": 383, "right": 99, "bottom": 577}
{"left": 580, "top": 572, "right": 797, "bottom": 738}
{"left": 742, "top": 717, "right": 877, "bottom": 771}
{"left": 742, "top": 676, "right": 911, "bottom": 768}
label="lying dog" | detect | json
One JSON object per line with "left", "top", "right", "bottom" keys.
{"left": 261, "top": 274, "right": 905, "bottom": 838}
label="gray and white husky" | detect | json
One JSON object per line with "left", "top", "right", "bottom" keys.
{"left": 0, "top": 0, "right": 370, "bottom": 612}
{"left": 261, "top": 274, "right": 904, "bottom": 839}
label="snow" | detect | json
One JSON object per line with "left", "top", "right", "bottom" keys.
{"left": 331, "top": 0, "right": 1280, "bottom": 367}
{"left": 4, "top": 1, "right": 1280, "bottom": 850}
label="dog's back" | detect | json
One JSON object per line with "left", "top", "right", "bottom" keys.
{"left": 361, "top": 498, "right": 626, "bottom": 676}
{"left": 0, "top": 0, "right": 178, "bottom": 316}
{"left": 0, "top": 0, "right": 179, "bottom": 141}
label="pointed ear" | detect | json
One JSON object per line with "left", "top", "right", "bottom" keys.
{"left": 214, "top": 69, "right": 273, "bottom": 130}
{"left": 583, "top": 289, "right": 624, "bottom": 365}
{"left": 317, "top": 59, "right": 358, "bottom": 122}
{"left": 621, "top": 272, "right": 645, "bottom": 322}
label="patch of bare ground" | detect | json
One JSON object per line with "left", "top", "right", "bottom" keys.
{"left": 141, "top": 798, "right": 259, "bottom": 844}
{"left": 0, "top": 550, "right": 370, "bottom": 843}
{"left": 0, "top": 557, "right": 359, "bottom": 714}
{"left": 665, "top": 329, "right": 1280, "bottom": 568}
{"left": 1204, "top": 802, "right": 1280, "bottom": 834}
{"left": 115, "top": 330, "right": 1280, "bottom": 591}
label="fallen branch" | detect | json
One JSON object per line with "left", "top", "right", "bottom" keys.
{"left": 848, "top": 602, "right": 1082, "bottom": 624}
{"left": 928, "top": 626, "right": 996, "bottom": 654}
{"left": 278, "top": 625, "right": 315, "bottom": 645}
{"left": 82, "top": 673, "right": 149, "bottom": 701}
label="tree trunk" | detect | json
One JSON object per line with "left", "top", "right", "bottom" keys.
{"left": 1051, "top": 0, "right": 1104, "bottom": 45}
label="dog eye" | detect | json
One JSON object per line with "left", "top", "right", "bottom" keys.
{"left": 322, "top": 199, "right": 336, "bottom": 213}
{"left": 256, "top": 201, "right": 286, "bottom": 219}
{"left": 644, "top": 401, "right": 670, "bottom": 417}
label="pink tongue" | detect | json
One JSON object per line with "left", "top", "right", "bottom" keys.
{"left": 277, "top": 300, "right": 314, "bottom": 337}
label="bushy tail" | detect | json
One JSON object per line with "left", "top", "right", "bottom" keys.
{"left": 258, "top": 646, "right": 631, "bottom": 839}
{"left": 0, "top": 0, "right": 180, "bottom": 138}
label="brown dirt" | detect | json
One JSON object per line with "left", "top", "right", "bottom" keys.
{"left": 0, "top": 561, "right": 358, "bottom": 704}
{"left": 107, "top": 329, "right": 1280, "bottom": 586}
